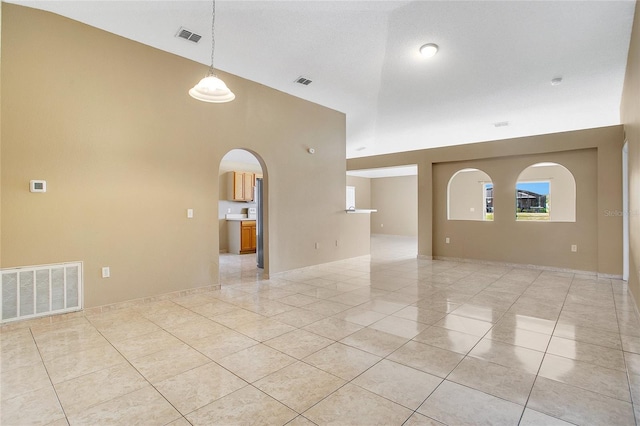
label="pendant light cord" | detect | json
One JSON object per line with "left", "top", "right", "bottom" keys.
{"left": 209, "top": 0, "right": 216, "bottom": 76}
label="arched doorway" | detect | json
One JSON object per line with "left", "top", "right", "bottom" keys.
{"left": 218, "top": 149, "right": 268, "bottom": 283}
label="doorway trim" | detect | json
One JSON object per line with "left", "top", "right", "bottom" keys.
{"left": 218, "top": 149, "right": 269, "bottom": 280}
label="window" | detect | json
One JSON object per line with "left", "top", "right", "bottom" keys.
{"left": 516, "top": 162, "right": 575, "bottom": 222}
{"left": 448, "top": 168, "right": 494, "bottom": 221}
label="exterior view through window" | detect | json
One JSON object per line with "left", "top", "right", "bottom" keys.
{"left": 515, "top": 163, "right": 576, "bottom": 222}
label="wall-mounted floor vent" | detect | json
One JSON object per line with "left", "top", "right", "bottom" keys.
{"left": 1, "top": 262, "right": 83, "bottom": 324}
{"left": 176, "top": 27, "right": 202, "bottom": 43}
{"left": 294, "top": 76, "right": 313, "bottom": 86}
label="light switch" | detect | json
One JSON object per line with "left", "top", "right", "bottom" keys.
{"left": 187, "top": 209, "right": 194, "bottom": 218}
{"left": 101, "top": 267, "right": 110, "bottom": 278}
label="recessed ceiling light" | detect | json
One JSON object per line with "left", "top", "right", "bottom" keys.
{"left": 551, "top": 77, "right": 563, "bottom": 86}
{"left": 419, "top": 43, "right": 439, "bottom": 58}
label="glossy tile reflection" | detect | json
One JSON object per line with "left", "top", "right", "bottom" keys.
{"left": 1, "top": 235, "right": 639, "bottom": 425}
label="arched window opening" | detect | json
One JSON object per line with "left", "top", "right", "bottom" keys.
{"left": 515, "top": 162, "right": 576, "bottom": 222}
{"left": 448, "top": 168, "right": 494, "bottom": 221}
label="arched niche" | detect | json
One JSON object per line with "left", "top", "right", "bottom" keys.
{"left": 447, "top": 168, "right": 494, "bottom": 221}
{"left": 515, "top": 162, "right": 575, "bottom": 222}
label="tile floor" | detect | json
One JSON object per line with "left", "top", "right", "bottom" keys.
{"left": 2, "top": 235, "right": 640, "bottom": 425}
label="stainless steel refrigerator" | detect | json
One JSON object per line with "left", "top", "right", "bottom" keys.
{"left": 256, "top": 177, "right": 264, "bottom": 269}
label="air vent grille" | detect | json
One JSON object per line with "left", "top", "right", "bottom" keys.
{"left": 494, "top": 121, "right": 509, "bottom": 128}
{"left": 176, "top": 27, "right": 202, "bottom": 43}
{"left": 295, "top": 77, "right": 313, "bottom": 86}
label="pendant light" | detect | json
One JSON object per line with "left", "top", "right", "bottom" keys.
{"left": 189, "top": 0, "right": 235, "bottom": 103}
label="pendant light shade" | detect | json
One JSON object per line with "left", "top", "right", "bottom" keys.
{"left": 189, "top": 74, "right": 235, "bottom": 103}
{"left": 189, "top": 0, "right": 234, "bottom": 103}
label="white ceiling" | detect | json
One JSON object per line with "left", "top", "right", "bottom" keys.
{"left": 9, "top": 0, "right": 636, "bottom": 162}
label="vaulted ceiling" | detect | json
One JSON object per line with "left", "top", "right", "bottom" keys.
{"left": 9, "top": 1, "right": 636, "bottom": 160}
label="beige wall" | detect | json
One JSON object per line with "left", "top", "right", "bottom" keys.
{"left": 448, "top": 169, "right": 491, "bottom": 221}
{"left": 346, "top": 175, "right": 371, "bottom": 209}
{"left": 349, "top": 126, "right": 624, "bottom": 275}
{"left": 370, "top": 176, "right": 418, "bottom": 236}
{"left": 621, "top": 2, "right": 640, "bottom": 306}
{"left": 1, "top": 5, "right": 370, "bottom": 308}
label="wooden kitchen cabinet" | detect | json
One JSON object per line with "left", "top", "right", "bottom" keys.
{"left": 228, "top": 171, "right": 255, "bottom": 201}
{"left": 228, "top": 220, "right": 256, "bottom": 254}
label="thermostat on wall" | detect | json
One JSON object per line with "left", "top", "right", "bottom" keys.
{"left": 30, "top": 180, "right": 46, "bottom": 193}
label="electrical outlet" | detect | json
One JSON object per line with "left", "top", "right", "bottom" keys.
{"left": 446, "top": 237, "right": 450, "bottom": 244}
{"left": 227, "top": 208, "right": 231, "bottom": 214}
{"left": 335, "top": 240, "right": 339, "bottom": 247}
{"left": 187, "top": 208, "right": 194, "bottom": 218}
{"left": 571, "top": 245, "right": 578, "bottom": 252}
{"left": 380, "top": 224, "right": 384, "bottom": 228}
{"left": 315, "top": 242, "right": 320, "bottom": 249}
{"left": 470, "top": 207, "right": 475, "bottom": 212}
{"left": 101, "top": 267, "right": 110, "bottom": 278}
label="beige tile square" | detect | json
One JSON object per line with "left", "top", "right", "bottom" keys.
{"left": 217, "top": 343, "right": 296, "bottom": 382}
{"left": 264, "top": 329, "right": 333, "bottom": 359}
{"left": 553, "top": 322, "right": 622, "bottom": 349}
{"left": 66, "top": 385, "right": 181, "bottom": 425}
{"left": 129, "top": 343, "right": 210, "bottom": 384}
{"left": 304, "top": 299, "right": 352, "bottom": 316}
{"left": 303, "top": 383, "right": 413, "bottom": 425}
{"left": 368, "top": 316, "right": 428, "bottom": 339}
{"left": 154, "top": 362, "right": 247, "bottom": 414}
{"left": 0, "top": 361, "right": 50, "bottom": 401}
{"left": 254, "top": 361, "right": 345, "bottom": 412}
{"left": 211, "top": 308, "right": 266, "bottom": 328}
{"left": 44, "top": 344, "right": 126, "bottom": 384}
{"left": 451, "top": 304, "right": 505, "bottom": 323}
{"left": 54, "top": 363, "right": 147, "bottom": 416}
{"left": 271, "top": 307, "right": 327, "bottom": 327}
{"left": 278, "top": 293, "right": 320, "bottom": 307}
{"left": 403, "top": 413, "right": 446, "bottom": 425}
{"left": 110, "top": 329, "right": 184, "bottom": 360}
{"left": 417, "top": 380, "right": 524, "bottom": 426}
{"left": 469, "top": 338, "right": 543, "bottom": 374}
{"left": 388, "top": 340, "right": 463, "bottom": 378}
{"left": 163, "top": 317, "right": 228, "bottom": 342}
{"left": 0, "top": 386, "right": 65, "bottom": 426}
{"left": 392, "top": 306, "right": 447, "bottom": 325}
{"left": 448, "top": 357, "right": 536, "bottom": 405}
{"left": 519, "top": 408, "right": 574, "bottom": 425}
{"left": 233, "top": 318, "right": 297, "bottom": 342}
{"left": 304, "top": 342, "right": 381, "bottom": 380}
{"left": 413, "top": 326, "right": 481, "bottom": 354}
{"left": 547, "top": 336, "right": 625, "bottom": 371}
{"left": 434, "top": 314, "right": 493, "bottom": 337}
{"left": 303, "top": 317, "right": 363, "bottom": 341}
{"left": 358, "top": 299, "right": 408, "bottom": 314}
{"left": 94, "top": 317, "right": 162, "bottom": 342}
{"left": 352, "top": 359, "right": 442, "bottom": 409}
{"left": 186, "top": 385, "right": 297, "bottom": 425}
{"left": 340, "top": 327, "right": 409, "bottom": 357}
{"left": 332, "top": 307, "right": 387, "bottom": 326}
{"left": 528, "top": 376, "right": 634, "bottom": 425}
{"left": 486, "top": 322, "right": 551, "bottom": 352}
{"left": 190, "top": 299, "right": 238, "bottom": 318}
{"left": 190, "top": 329, "right": 258, "bottom": 361}
{"left": 539, "top": 353, "right": 631, "bottom": 402}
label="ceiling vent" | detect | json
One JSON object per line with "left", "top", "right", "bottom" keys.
{"left": 294, "top": 76, "right": 313, "bottom": 86}
{"left": 176, "top": 27, "right": 202, "bottom": 43}
{"left": 494, "top": 121, "right": 509, "bottom": 128}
